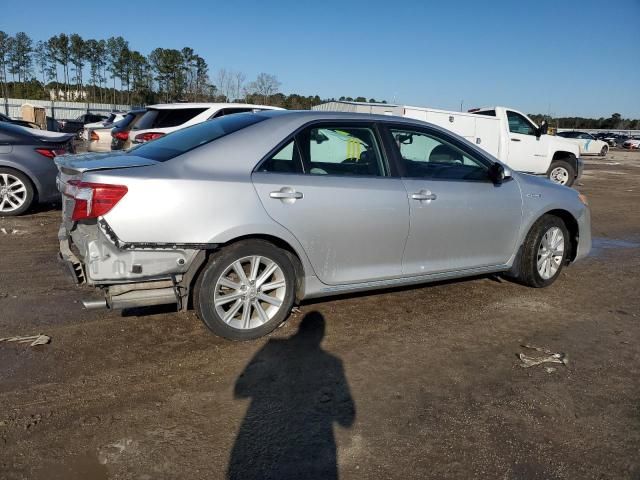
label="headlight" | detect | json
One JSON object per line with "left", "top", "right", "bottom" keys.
{"left": 578, "top": 193, "right": 589, "bottom": 206}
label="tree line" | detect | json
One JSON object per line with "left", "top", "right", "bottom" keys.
{"left": 0, "top": 31, "right": 386, "bottom": 110}
{"left": 530, "top": 112, "right": 640, "bottom": 131}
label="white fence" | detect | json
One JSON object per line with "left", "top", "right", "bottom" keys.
{"left": 1, "top": 97, "right": 132, "bottom": 120}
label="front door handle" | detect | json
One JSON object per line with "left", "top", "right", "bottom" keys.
{"left": 410, "top": 191, "right": 437, "bottom": 202}
{"left": 270, "top": 191, "right": 303, "bottom": 199}
{"left": 270, "top": 187, "right": 303, "bottom": 203}
{"left": 511, "top": 138, "right": 521, "bottom": 142}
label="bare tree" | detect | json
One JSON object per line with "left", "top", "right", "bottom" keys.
{"left": 233, "top": 71, "right": 246, "bottom": 102}
{"left": 246, "top": 72, "right": 281, "bottom": 104}
{"left": 216, "top": 68, "right": 232, "bottom": 101}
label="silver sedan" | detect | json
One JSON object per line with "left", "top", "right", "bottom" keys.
{"left": 56, "top": 111, "right": 591, "bottom": 340}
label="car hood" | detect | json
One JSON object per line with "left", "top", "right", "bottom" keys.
{"left": 55, "top": 152, "right": 159, "bottom": 174}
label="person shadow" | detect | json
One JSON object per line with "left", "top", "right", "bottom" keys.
{"left": 228, "top": 311, "right": 356, "bottom": 480}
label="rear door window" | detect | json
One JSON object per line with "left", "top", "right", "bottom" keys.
{"left": 297, "top": 125, "right": 386, "bottom": 176}
{"left": 257, "top": 140, "right": 304, "bottom": 173}
{"left": 134, "top": 108, "right": 207, "bottom": 129}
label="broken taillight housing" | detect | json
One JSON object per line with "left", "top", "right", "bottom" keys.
{"left": 90, "top": 130, "right": 100, "bottom": 142}
{"left": 112, "top": 131, "right": 129, "bottom": 141}
{"left": 134, "top": 132, "right": 164, "bottom": 143}
{"left": 63, "top": 180, "right": 128, "bottom": 221}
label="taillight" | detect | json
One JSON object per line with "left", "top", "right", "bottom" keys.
{"left": 90, "top": 130, "right": 99, "bottom": 142}
{"left": 112, "top": 131, "right": 129, "bottom": 141}
{"left": 134, "top": 132, "right": 164, "bottom": 143}
{"left": 35, "top": 148, "right": 67, "bottom": 159}
{"left": 63, "top": 180, "right": 128, "bottom": 221}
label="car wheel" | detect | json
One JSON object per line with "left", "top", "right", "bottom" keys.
{"left": 0, "top": 168, "right": 35, "bottom": 216}
{"left": 547, "top": 160, "right": 575, "bottom": 187}
{"left": 194, "top": 240, "right": 296, "bottom": 340}
{"left": 600, "top": 145, "right": 608, "bottom": 156}
{"left": 514, "top": 215, "right": 570, "bottom": 288}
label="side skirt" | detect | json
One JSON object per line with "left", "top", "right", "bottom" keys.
{"left": 302, "top": 264, "right": 510, "bottom": 300}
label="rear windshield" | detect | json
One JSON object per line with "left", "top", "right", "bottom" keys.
{"left": 133, "top": 108, "right": 207, "bottom": 130}
{"left": 472, "top": 110, "right": 496, "bottom": 117}
{"left": 129, "top": 113, "right": 267, "bottom": 162}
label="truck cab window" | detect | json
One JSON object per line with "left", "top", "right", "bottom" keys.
{"left": 507, "top": 111, "right": 536, "bottom": 136}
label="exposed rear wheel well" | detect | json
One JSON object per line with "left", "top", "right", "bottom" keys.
{"left": 215, "top": 234, "right": 306, "bottom": 301}
{"left": 545, "top": 209, "right": 579, "bottom": 262}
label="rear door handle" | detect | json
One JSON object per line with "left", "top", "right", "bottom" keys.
{"left": 410, "top": 191, "right": 437, "bottom": 202}
{"left": 511, "top": 138, "right": 521, "bottom": 142}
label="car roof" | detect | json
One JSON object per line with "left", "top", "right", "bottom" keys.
{"left": 252, "top": 109, "right": 457, "bottom": 125}
{"left": 146, "top": 103, "right": 283, "bottom": 110}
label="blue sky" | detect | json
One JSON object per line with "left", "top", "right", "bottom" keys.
{"left": 3, "top": 0, "right": 639, "bottom": 117}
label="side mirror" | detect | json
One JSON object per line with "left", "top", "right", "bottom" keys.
{"left": 488, "top": 163, "right": 506, "bottom": 184}
{"left": 537, "top": 120, "right": 549, "bottom": 137}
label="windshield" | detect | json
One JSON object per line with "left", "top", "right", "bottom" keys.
{"left": 129, "top": 113, "right": 267, "bottom": 162}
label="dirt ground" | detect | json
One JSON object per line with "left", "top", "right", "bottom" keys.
{"left": 1, "top": 150, "right": 639, "bottom": 480}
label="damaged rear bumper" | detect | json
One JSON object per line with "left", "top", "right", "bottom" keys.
{"left": 59, "top": 220, "right": 208, "bottom": 311}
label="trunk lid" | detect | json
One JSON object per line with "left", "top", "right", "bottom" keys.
{"left": 56, "top": 153, "right": 159, "bottom": 229}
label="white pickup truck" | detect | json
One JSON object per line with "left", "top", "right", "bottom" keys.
{"left": 402, "top": 105, "right": 582, "bottom": 186}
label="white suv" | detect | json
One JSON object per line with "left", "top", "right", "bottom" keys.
{"left": 130, "top": 103, "right": 283, "bottom": 144}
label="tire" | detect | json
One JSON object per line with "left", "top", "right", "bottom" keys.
{"left": 600, "top": 145, "right": 608, "bottom": 156}
{"left": 547, "top": 159, "right": 576, "bottom": 187}
{"left": 0, "top": 168, "right": 35, "bottom": 216}
{"left": 513, "top": 215, "right": 570, "bottom": 288}
{"left": 194, "top": 240, "right": 296, "bottom": 340}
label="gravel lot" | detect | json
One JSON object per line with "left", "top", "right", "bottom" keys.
{"left": 1, "top": 150, "right": 639, "bottom": 480}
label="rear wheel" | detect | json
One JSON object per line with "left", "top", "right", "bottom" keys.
{"left": 547, "top": 159, "right": 575, "bottom": 187}
{"left": 513, "top": 215, "right": 570, "bottom": 288}
{"left": 0, "top": 168, "right": 34, "bottom": 216}
{"left": 600, "top": 145, "right": 608, "bottom": 156}
{"left": 194, "top": 240, "right": 296, "bottom": 340}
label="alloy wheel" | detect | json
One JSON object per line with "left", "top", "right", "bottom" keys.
{"left": 537, "top": 226, "right": 565, "bottom": 280}
{"left": 213, "top": 255, "right": 287, "bottom": 330}
{"left": 0, "top": 173, "right": 28, "bottom": 213}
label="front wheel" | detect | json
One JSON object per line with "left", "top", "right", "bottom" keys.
{"left": 600, "top": 145, "right": 608, "bottom": 156}
{"left": 512, "top": 215, "right": 570, "bottom": 288}
{"left": 194, "top": 240, "right": 296, "bottom": 340}
{"left": 547, "top": 160, "right": 576, "bottom": 187}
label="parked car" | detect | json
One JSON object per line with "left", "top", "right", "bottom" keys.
{"left": 129, "top": 103, "right": 283, "bottom": 144}
{"left": 622, "top": 137, "right": 640, "bottom": 149}
{"left": 556, "top": 131, "right": 609, "bottom": 156}
{"left": 110, "top": 109, "right": 148, "bottom": 151}
{"left": 57, "top": 113, "right": 107, "bottom": 135}
{"left": 81, "top": 111, "right": 127, "bottom": 142}
{"left": 0, "top": 112, "right": 41, "bottom": 130}
{"left": 602, "top": 133, "right": 618, "bottom": 146}
{"left": 87, "top": 125, "right": 118, "bottom": 153}
{"left": 56, "top": 111, "right": 591, "bottom": 340}
{"left": 0, "top": 123, "right": 74, "bottom": 215}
